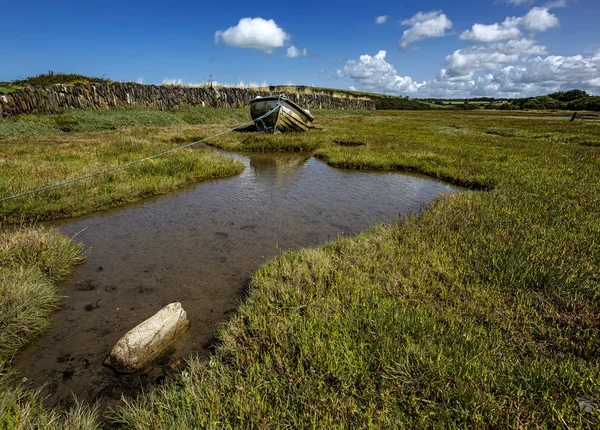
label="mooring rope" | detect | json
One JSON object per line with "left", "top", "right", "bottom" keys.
{"left": 0, "top": 101, "right": 281, "bottom": 204}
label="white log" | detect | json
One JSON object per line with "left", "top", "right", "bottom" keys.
{"left": 104, "top": 302, "right": 189, "bottom": 373}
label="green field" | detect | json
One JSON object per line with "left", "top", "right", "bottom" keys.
{"left": 1, "top": 108, "right": 599, "bottom": 428}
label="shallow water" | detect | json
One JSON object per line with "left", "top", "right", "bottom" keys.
{"left": 14, "top": 149, "right": 457, "bottom": 410}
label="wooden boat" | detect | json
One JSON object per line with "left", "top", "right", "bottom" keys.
{"left": 249, "top": 94, "right": 314, "bottom": 133}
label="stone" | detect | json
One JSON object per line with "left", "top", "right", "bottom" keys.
{"left": 104, "top": 302, "right": 189, "bottom": 374}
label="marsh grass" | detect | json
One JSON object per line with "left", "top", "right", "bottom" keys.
{"left": 0, "top": 118, "right": 245, "bottom": 223}
{"left": 2, "top": 108, "right": 600, "bottom": 427}
{"left": 113, "top": 110, "right": 600, "bottom": 428}
{"left": 0, "top": 227, "right": 100, "bottom": 428}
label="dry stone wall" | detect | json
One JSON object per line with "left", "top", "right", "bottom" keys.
{"left": 0, "top": 83, "right": 375, "bottom": 118}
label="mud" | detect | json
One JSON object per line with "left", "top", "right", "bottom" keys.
{"left": 13, "top": 149, "right": 457, "bottom": 412}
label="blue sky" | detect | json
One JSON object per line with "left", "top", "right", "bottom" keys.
{"left": 2, "top": 0, "right": 599, "bottom": 97}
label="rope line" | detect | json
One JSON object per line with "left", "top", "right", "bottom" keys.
{"left": 0, "top": 101, "right": 281, "bottom": 204}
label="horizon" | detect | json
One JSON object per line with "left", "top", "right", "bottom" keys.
{"left": 3, "top": 0, "right": 599, "bottom": 99}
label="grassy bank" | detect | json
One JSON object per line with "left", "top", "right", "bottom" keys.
{"left": 114, "top": 111, "right": 599, "bottom": 428}
{"left": 0, "top": 107, "right": 248, "bottom": 223}
{"left": 0, "top": 227, "right": 100, "bottom": 429}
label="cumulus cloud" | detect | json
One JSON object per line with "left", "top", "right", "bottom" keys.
{"left": 214, "top": 17, "right": 289, "bottom": 53}
{"left": 461, "top": 6, "right": 559, "bottom": 44}
{"left": 376, "top": 15, "right": 388, "bottom": 24}
{"left": 338, "top": 45, "right": 600, "bottom": 98}
{"left": 337, "top": 50, "right": 425, "bottom": 93}
{"left": 286, "top": 46, "right": 307, "bottom": 58}
{"left": 399, "top": 11, "right": 452, "bottom": 50}
{"left": 334, "top": 2, "right": 597, "bottom": 98}
{"left": 520, "top": 7, "right": 560, "bottom": 32}
{"left": 500, "top": 53, "right": 600, "bottom": 85}
{"left": 428, "top": 49, "right": 600, "bottom": 97}
{"left": 446, "top": 39, "right": 548, "bottom": 77}
{"left": 461, "top": 18, "right": 522, "bottom": 43}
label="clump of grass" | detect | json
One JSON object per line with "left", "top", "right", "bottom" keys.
{"left": 0, "top": 227, "right": 83, "bottom": 361}
{"left": 0, "top": 226, "right": 84, "bottom": 282}
{"left": 0, "top": 376, "right": 100, "bottom": 430}
{"left": 0, "top": 266, "right": 60, "bottom": 364}
{"left": 0, "top": 226, "right": 99, "bottom": 429}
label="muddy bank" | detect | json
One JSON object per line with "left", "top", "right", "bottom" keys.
{"left": 14, "top": 150, "right": 457, "bottom": 412}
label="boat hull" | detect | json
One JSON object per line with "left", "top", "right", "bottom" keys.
{"left": 250, "top": 96, "right": 314, "bottom": 133}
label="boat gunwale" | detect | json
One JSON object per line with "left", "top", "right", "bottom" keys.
{"left": 249, "top": 96, "right": 314, "bottom": 122}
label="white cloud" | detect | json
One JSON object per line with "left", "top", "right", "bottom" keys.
{"left": 461, "top": 6, "right": 559, "bottom": 44}
{"left": 337, "top": 50, "right": 425, "bottom": 93}
{"left": 337, "top": 45, "right": 600, "bottom": 98}
{"left": 446, "top": 39, "right": 547, "bottom": 77}
{"left": 500, "top": 53, "right": 600, "bottom": 85}
{"left": 460, "top": 18, "right": 522, "bottom": 43}
{"left": 286, "top": 46, "right": 307, "bottom": 58}
{"left": 426, "top": 49, "right": 600, "bottom": 97}
{"left": 349, "top": 85, "right": 357, "bottom": 91}
{"left": 520, "top": 7, "right": 560, "bottom": 32}
{"left": 399, "top": 11, "right": 452, "bottom": 50}
{"left": 376, "top": 15, "right": 388, "bottom": 24}
{"left": 214, "top": 17, "right": 289, "bottom": 53}
{"left": 329, "top": 1, "right": 595, "bottom": 98}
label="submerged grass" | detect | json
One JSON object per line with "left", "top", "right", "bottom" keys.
{"left": 2, "top": 107, "right": 600, "bottom": 427}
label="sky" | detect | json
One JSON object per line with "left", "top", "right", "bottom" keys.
{"left": 2, "top": 0, "right": 600, "bottom": 98}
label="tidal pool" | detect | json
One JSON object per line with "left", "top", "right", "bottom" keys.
{"left": 15, "top": 149, "right": 457, "bottom": 410}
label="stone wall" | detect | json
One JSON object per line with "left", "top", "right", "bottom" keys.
{"left": 0, "top": 83, "right": 375, "bottom": 118}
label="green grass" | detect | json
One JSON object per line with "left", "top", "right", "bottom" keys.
{"left": 0, "top": 227, "right": 100, "bottom": 429}
{"left": 112, "top": 110, "right": 599, "bottom": 428}
{"left": 0, "top": 107, "right": 249, "bottom": 223}
{"left": 2, "top": 108, "right": 599, "bottom": 427}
